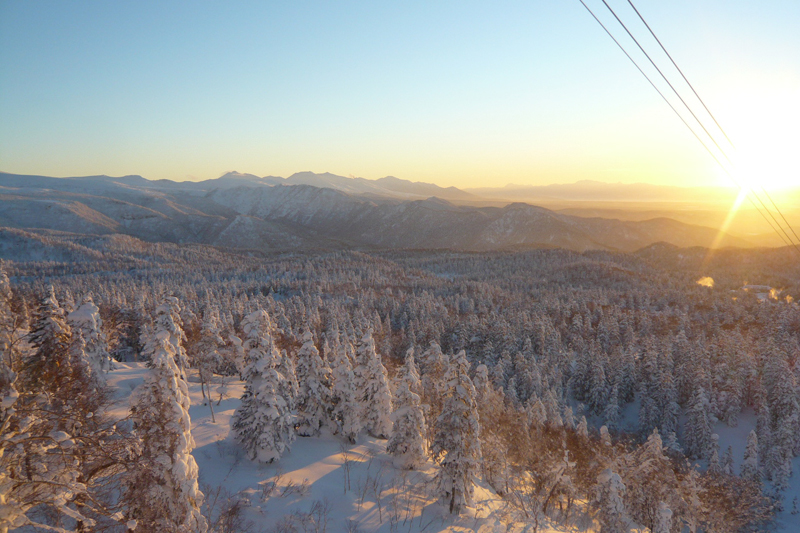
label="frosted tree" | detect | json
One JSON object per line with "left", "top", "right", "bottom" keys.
{"left": 653, "top": 502, "right": 673, "bottom": 533}
{"left": 526, "top": 398, "right": 548, "bottom": 431}
{"left": 740, "top": 430, "right": 761, "bottom": 483}
{"left": 330, "top": 340, "right": 361, "bottom": 443}
{"left": 124, "top": 330, "right": 207, "bottom": 533}
{"left": 420, "top": 341, "right": 447, "bottom": 440}
{"left": 194, "top": 309, "right": 224, "bottom": 402}
{"left": 1, "top": 276, "right": 130, "bottom": 532}
{"left": 594, "top": 469, "right": 629, "bottom": 533}
{"left": 143, "top": 296, "right": 188, "bottom": 376}
{"left": 577, "top": 416, "right": 589, "bottom": 440}
{"left": 232, "top": 310, "right": 295, "bottom": 462}
{"left": 0, "top": 266, "right": 23, "bottom": 531}
{"left": 295, "top": 331, "right": 334, "bottom": 437}
{"left": 279, "top": 349, "right": 299, "bottom": 411}
{"left": 603, "top": 384, "right": 621, "bottom": 430}
{"left": 355, "top": 330, "right": 393, "bottom": 438}
{"left": 387, "top": 347, "right": 427, "bottom": 469}
{"left": 600, "top": 425, "right": 612, "bottom": 447}
{"left": 431, "top": 350, "right": 482, "bottom": 514}
{"left": 722, "top": 445, "right": 735, "bottom": 475}
{"left": 67, "top": 294, "right": 112, "bottom": 379}
{"left": 623, "top": 428, "right": 679, "bottom": 532}
{"left": 23, "top": 286, "right": 71, "bottom": 390}
{"left": 588, "top": 354, "right": 608, "bottom": 415}
{"left": 542, "top": 389, "right": 563, "bottom": 429}
{"left": 684, "top": 387, "right": 713, "bottom": 460}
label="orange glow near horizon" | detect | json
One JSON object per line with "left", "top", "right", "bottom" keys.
{"left": 702, "top": 187, "right": 750, "bottom": 269}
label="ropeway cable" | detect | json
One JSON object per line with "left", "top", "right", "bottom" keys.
{"left": 578, "top": 0, "right": 800, "bottom": 254}
{"left": 622, "top": 0, "right": 800, "bottom": 251}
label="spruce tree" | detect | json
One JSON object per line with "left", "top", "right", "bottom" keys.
{"left": 330, "top": 339, "right": 361, "bottom": 443}
{"left": 67, "top": 294, "right": 112, "bottom": 379}
{"left": 355, "top": 330, "right": 393, "bottom": 438}
{"left": 232, "top": 310, "right": 295, "bottom": 463}
{"left": 146, "top": 296, "right": 189, "bottom": 376}
{"left": 23, "top": 287, "right": 71, "bottom": 390}
{"left": 296, "top": 331, "right": 334, "bottom": 437}
{"left": 595, "top": 469, "right": 630, "bottom": 533}
{"left": 684, "top": 387, "right": 713, "bottom": 460}
{"left": 387, "top": 348, "right": 427, "bottom": 469}
{"left": 740, "top": 430, "right": 760, "bottom": 483}
{"left": 431, "top": 350, "right": 481, "bottom": 514}
{"left": 124, "top": 330, "right": 207, "bottom": 533}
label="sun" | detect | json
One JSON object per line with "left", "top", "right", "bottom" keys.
{"left": 712, "top": 82, "right": 799, "bottom": 193}
{"left": 730, "top": 148, "right": 797, "bottom": 192}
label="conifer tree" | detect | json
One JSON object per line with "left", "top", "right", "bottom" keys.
{"left": 355, "top": 330, "right": 393, "bottom": 438}
{"left": 594, "top": 468, "right": 629, "bottom": 533}
{"left": 232, "top": 310, "right": 295, "bottom": 463}
{"left": 124, "top": 330, "right": 207, "bottom": 533}
{"left": 195, "top": 309, "right": 224, "bottom": 392}
{"left": 387, "top": 348, "right": 427, "bottom": 469}
{"left": 330, "top": 339, "right": 361, "bottom": 443}
{"left": 420, "top": 341, "right": 447, "bottom": 440}
{"left": 145, "top": 296, "right": 189, "bottom": 376}
{"left": 279, "top": 348, "right": 299, "bottom": 411}
{"left": 296, "top": 331, "right": 334, "bottom": 437}
{"left": 653, "top": 502, "right": 673, "bottom": 533}
{"left": 740, "top": 430, "right": 761, "bottom": 483}
{"left": 23, "top": 287, "right": 71, "bottom": 390}
{"left": 67, "top": 294, "right": 112, "bottom": 379}
{"left": 431, "top": 350, "right": 481, "bottom": 514}
{"left": 684, "top": 387, "right": 713, "bottom": 460}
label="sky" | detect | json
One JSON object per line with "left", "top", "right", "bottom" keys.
{"left": 1, "top": 0, "right": 798, "bottom": 189}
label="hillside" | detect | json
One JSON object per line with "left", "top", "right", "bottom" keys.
{"left": 0, "top": 172, "right": 753, "bottom": 252}
{"left": 107, "top": 363, "right": 570, "bottom": 533}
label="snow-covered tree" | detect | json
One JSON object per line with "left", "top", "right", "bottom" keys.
{"left": 653, "top": 502, "right": 673, "bottom": 533}
{"left": 740, "top": 430, "right": 760, "bottom": 483}
{"left": 295, "top": 331, "right": 334, "bottom": 437}
{"left": 194, "top": 308, "right": 224, "bottom": 403}
{"left": 431, "top": 350, "right": 481, "bottom": 514}
{"left": 355, "top": 330, "right": 393, "bottom": 438}
{"left": 232, "top": 310, "right": 295, "bottom": 463}
{"left": 0, "top": 266, "right": 23, "bottom": 531}
{"left": 67, "top": 294, "right": 112, "bottom": 379}
{"left": 144, "top": 296, "right": 188, "bottom": 376}
{"left": 23, "top": 287, "right": 71, "bottom": 390}
{"left": 279, "top": 348, "right": 299, "bottom": 411}
{"left": 623, "top": 428, "right": 678, "bottom": 532}
{"left": 577, "top": 416, "right": 589, "bottom": 440}
{"left": 330, "top": 339, "right": 361, "bottom": 443}
{"left": 684, "top": 387, "right": 713, "bottom": 460}
{"left": 595, "top": 469, "right": 629, "bottom": 533}
{"left": 419, "top": 341, "right": 447, "bottom": 440}
{"left": 124, "top": 330, "right": 207, "bottom": 533}
{"left": 387, "top": 348, "right": 427, "bottom": 469}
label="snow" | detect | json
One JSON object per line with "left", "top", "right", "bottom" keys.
{"left": 713, "top": 410, "right": 800, "bottom": 531}
{"left": 106, "top": 364, "right": 572, "bottom": 533}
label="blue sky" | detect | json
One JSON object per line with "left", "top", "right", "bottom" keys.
{"left": 1, "top": 0, "right": 798, "bottom": 188}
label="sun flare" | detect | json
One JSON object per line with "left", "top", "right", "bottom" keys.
{"left": 729, "top": 148, "right": 798, "bottom": 193}
{"left": 714, "top": 85, "right": 800, "bottom": 193}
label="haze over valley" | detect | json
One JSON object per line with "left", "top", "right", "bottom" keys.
{"left": 5, "top": 170, "right": 795, "bottom": 254}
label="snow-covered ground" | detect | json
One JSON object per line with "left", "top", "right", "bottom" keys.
{"left": 712, "top": 412, "right": 800, "bottom": 531}
{"left": 109, "top": 362, "right": 800, "bottom": 531}
{"left": 109, "top": 363, "right": 574, "bottom": 533}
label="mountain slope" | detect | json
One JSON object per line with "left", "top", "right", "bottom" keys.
{"left": 0, "top": 172, "right": 754, "bottom": 252}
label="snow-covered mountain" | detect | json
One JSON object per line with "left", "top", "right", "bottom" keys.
{"left": 0, "top": 172, "right": 752, "bottom": 252}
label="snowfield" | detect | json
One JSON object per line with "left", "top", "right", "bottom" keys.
{"left": 108, "top": 363, "right": 574, "bottom": 533}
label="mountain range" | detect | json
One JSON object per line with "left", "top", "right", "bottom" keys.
{"left": 0, "top": 171, "right": 753, "bottom": 253}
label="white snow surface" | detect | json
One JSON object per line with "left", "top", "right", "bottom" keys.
{"left": 108, "top": 363, "right": 573, "bottom": 533}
